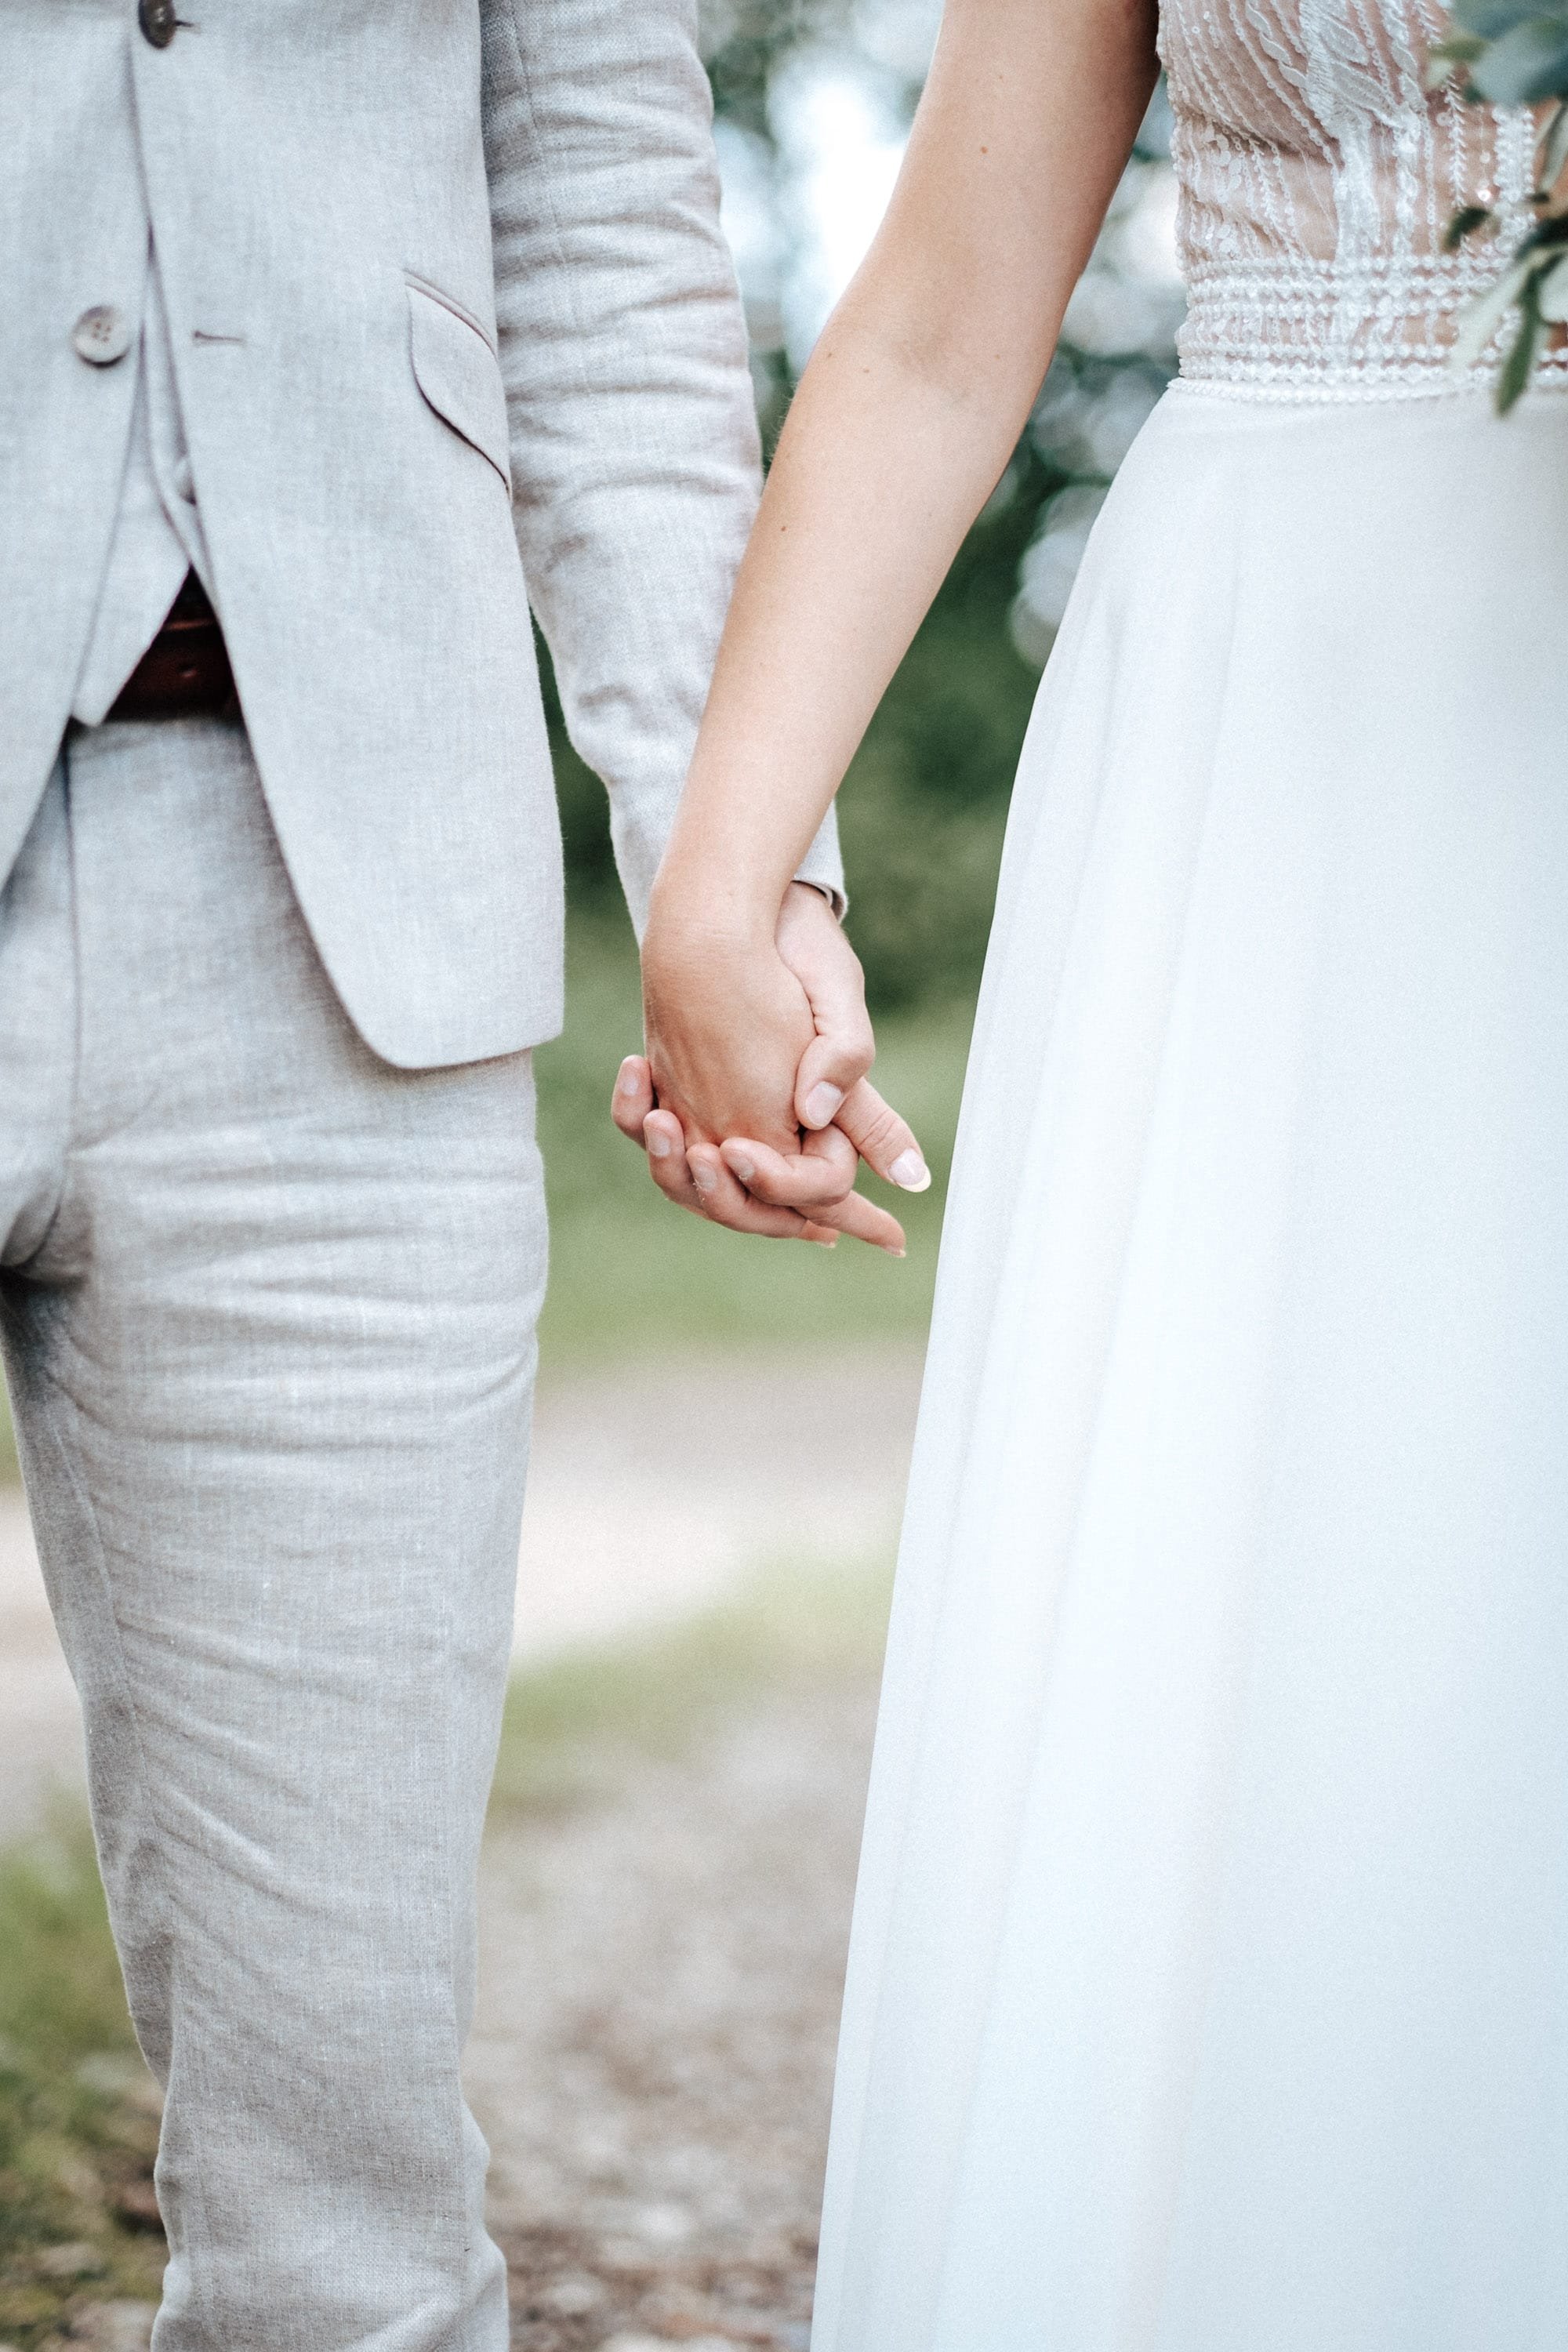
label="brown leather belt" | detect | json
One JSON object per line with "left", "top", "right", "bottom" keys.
{"left": 107, "top": 569, "right": 241, "bottom": 723}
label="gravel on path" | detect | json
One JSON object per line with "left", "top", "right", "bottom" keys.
{"left": 474, "top": 1674, "right": 878, "bottom": 2352}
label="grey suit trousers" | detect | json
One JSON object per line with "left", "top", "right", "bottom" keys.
{"left": 0, "top": 718, "right": 548, "bottom": 2352}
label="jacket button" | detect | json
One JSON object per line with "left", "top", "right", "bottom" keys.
{"left": 72, "top": 305, "right": 133, "bottom": 366}
{"left": 137, "top": 0, "right": 178, "bottom": 45}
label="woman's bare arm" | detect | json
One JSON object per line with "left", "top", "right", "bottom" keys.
{"left": 635, "top": 0, "right": 1159, "bottom": 1208}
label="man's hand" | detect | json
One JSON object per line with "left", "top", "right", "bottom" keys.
{"left": 612, "top": 883, "right": 927, "bottom": 1250}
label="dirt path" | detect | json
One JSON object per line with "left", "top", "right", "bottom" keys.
{"left": 474, "top": 1675, "right": 878, "bottom": 2351}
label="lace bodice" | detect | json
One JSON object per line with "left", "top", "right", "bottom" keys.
{"left": 1160, "top": 0, "right": 1568, "bottom": 395}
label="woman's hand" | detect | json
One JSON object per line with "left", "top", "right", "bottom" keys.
{"left": 641, "top": 881, "right": 824, "bottom": 1157}
{"left": 614, "top": 883, "right": 927, "bottom": 1250}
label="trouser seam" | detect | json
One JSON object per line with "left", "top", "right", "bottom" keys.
{"left": 429, "top": 1225, "right": 495, "bottom": 2350}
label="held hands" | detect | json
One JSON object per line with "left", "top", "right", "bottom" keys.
{"left": 612, "top": 881, "right": 931, "bottom": 1252}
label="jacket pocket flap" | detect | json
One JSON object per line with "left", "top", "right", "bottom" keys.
{"left": 407, "top": 281, "right": 511, "bottom": 492}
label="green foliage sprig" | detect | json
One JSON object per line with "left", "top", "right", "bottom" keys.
{"left": 1429, "top": 0, "right": 1568, "bottom": 407}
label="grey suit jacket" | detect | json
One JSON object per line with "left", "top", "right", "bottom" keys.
{"left": 0, "top": 0, "right": 842, "bottom": 1068}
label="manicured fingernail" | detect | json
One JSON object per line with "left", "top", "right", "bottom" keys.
{"left": 811, "top": 1234, "right": 837, "bottom": 1248}
{"left": 647, "top": 1129, "right": 673, "bottom": 1160}
{"left": 617, "top": 1062, "right": 642, "bottom": 1098}
{"left": 889, "top": 1150, "right": 931, "bottom": 1192}
{"left": 882, "top": 1245, "right": 907, "bottom": 1258}
{"left": 729, "top": 1153, "right": 756, "bottom": 1184}
{"left": 804, "top": 1082, "right": 844, "bottom": 1127}
{"left": 691, "top": 1160, "right": 718, "bottom": 1194}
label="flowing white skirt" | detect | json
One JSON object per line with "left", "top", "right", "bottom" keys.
{"left": 812, "top": 386, "right": 1568, "bottom": 2352}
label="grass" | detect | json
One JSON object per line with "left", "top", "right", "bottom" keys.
{"left": 0, "top": 1822, "right": 165, "bottom": 2349}
{"left": 491, "top": 1553, "right": 892, "bottom": 1814}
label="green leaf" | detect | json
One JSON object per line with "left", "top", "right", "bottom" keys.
{"left": 1537, "top": 249, "right": 1568, "bottom": 318}
{"left": 1497, "top": 280, "right": 1544, "bottom": 411}
{"left": 1538, "top": 94, "right": 1568, "bottom": 190}
{"left": 1426, "top": 28, "right": 1486, "bottom": 82}
{"left": 1452, "top": 255, "right": 1533, "bottom": 365}
{"left": 1470, "top": 16, "right": 1568, "bottom": 103}
{"left": 1444, "top": 202, "right": 1496, "bottom": 249}
{"left": 1519, "top": 208, "right": 1568, "bottom": 252}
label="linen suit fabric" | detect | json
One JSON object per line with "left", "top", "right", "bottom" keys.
{"left": 0, "top": 0, "right": 843, "bottom": 1068}
{"left": 2, "top": 720, "right": 547, "bottom": 2350}
{"left": 70, "top": 268, "right": 203, "bottom": 727}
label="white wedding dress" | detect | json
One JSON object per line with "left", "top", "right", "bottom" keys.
{"left": 811, "top": 7, "right": 1568, "bottom": 2350}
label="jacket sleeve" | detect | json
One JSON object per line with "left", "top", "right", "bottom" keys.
{"left": 481, "top": 0, "right": 844, "bottom": 931}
